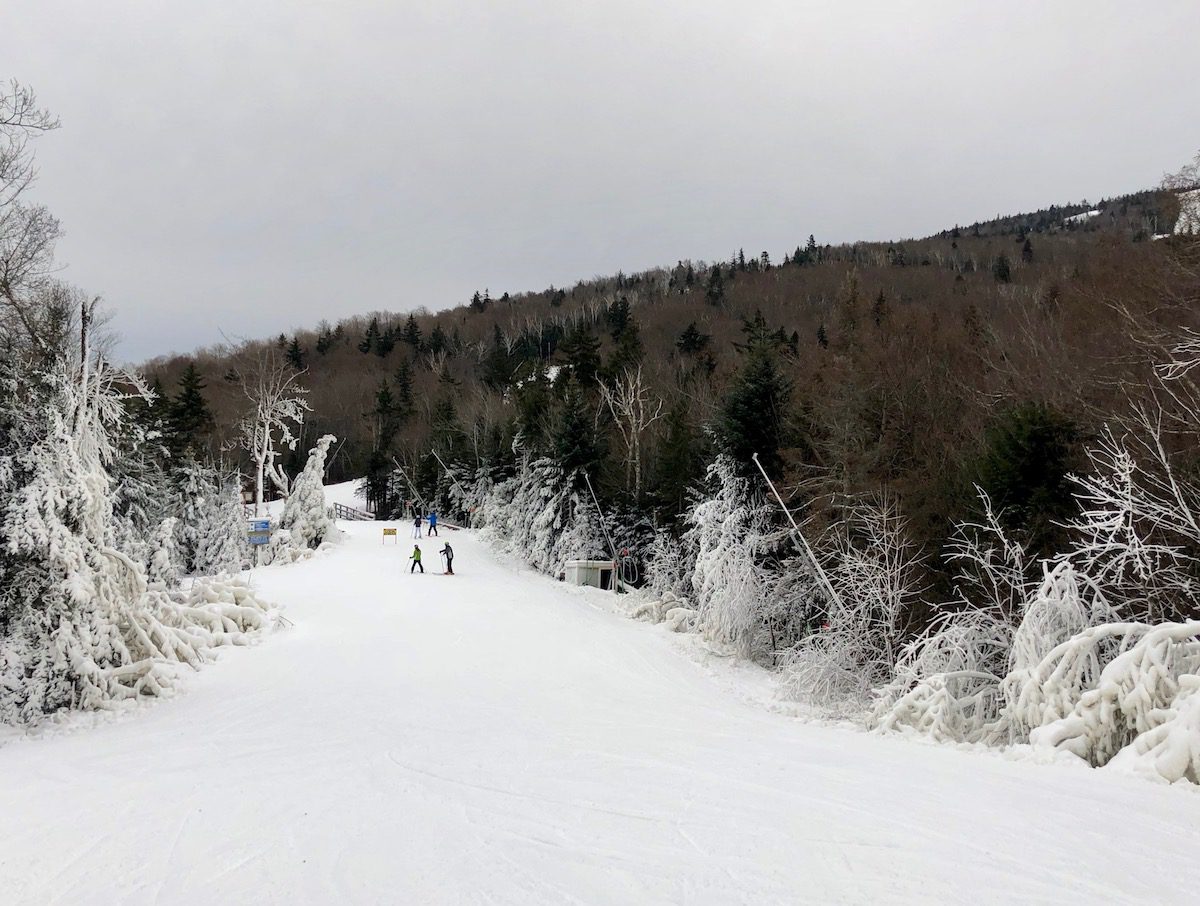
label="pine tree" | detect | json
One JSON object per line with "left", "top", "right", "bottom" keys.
{"left": 720, "top": 343, "right": 791, "bottom": 479}
{"left": 977, "top": 402, "right": 1078, "bottom": 555}
{"left": 558, "top": 323, "right": 600, "bottom": 388}
{"left": 514, "top": 365, "right": 553, "bottom": 447}
{"left": 375, "top": 325, "right": 396, "bottom": 358}
{"left": 705, "top": 267, "right": 725, "bottom": 306}
{"left": 1021, "top": 238, "right": 1035, "bottom": 264}
{"left": 359, "top": 317, "right": 380, "bottom": 354}
{"left": 286, "top": 336, "right": 305, "bottom": 370}
{"left": 393, "top": 359, "right": 415, "bottom": 421}
{"left": 872, "top": 291, "right": 888, "bottom": 327}
{"left": 676, "top": 322, "right": 711, "bottom": 355}
{"left": 993, "top": 254, "right": 1013, "bottom": 283}
{"left": 432, "top": 396, "right": 463, "bottom": 456}
{"left": 315, "top": 324, "right": 334, "bottom": 355}
{"left": 653, "top": 400, "right": 703, "bottom": 523}
{"left": 816, "top": 324, "right": 829, "bottom": 348}
{"left": 554, "top": 378, "right": 602, "bottom": 476}
{"left": 482, "top": 324, "right": 513, "bottom": 389}
{"left": 470, "top": 290, "right": 487, "bottom": 312}
{"left": 373, "top": 380, "right": 398, "bottom": 451}
{"left": 606, "top": 297, "right": 632, "bottom": 339}
{"left": 402, "top": 313, "right": 422, "bottom": 350}
{"left": 168, "top": 363, "right": 214, "bottom": 459}
{"left": 428, "top": 325, "right": 448, "bottom": 356}
{"left": 607, "top": 317, "right": 643, "bottom": 376}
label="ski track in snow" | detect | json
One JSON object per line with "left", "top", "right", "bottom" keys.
{"left": 2, "top": 500, "right": 1199, "bottom": 904}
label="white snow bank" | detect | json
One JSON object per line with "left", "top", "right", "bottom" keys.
{"left": 1065, "top": 209, "right": 1101, "bottom": 224}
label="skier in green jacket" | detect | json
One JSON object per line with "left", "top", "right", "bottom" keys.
{"left": 410, "top": 544, "right": 424, "bottom": 574}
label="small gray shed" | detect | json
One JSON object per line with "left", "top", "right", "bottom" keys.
{"left": 564, "top": 559, "right": 617, "bottom": 590}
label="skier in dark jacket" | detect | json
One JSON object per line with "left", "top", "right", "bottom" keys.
{"left": 412, "top": 514, "right": 423, "bottom": 538}
{"left": 440, "top": 542, "right": 454, "bottom": 575}
{"left": 410, "top": 545, "right": 424, "bottom": 573}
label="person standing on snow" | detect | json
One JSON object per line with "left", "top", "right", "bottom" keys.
{"left": 428, "top": 510, "right": 439, "bottom": 537}
{"left": 440, "top": 541, "right": 454, "bottom": 575}
{"left": 410, "top": 544, "right": 424, "bottom": 573}
{"left": 412, "top": 514, "right": 423, "bottom": 538}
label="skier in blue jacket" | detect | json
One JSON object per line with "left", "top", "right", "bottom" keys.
{"left": 427, "top": 510, "right": 439, "bottom": 537}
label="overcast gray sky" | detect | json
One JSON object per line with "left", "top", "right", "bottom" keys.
{"left": 9, "top": 1, "right": 1199, "bottom": 361}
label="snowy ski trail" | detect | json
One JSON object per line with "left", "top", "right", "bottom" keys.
{"left": 1, "top": 515, "right": 1198, "bottom": 904}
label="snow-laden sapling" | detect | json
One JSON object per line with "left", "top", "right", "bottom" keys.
{"left": 780, "top": 494, "right": 921, "bottom": 714}
{"left": 0, "top": 340, "right": 275, "bottom": 725}
{"left": 684, "top": 456, "right": 774, "bottom": 658}
{"left": 1028, "top": 621, "right": 1200, "bottom": 778}
{"left": 276, "top": 434, "right": 338, "bottom": 550}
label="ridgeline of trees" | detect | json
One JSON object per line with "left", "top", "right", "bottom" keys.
{"left": 147, "top": 183, "right": 1198, "bottom": 594}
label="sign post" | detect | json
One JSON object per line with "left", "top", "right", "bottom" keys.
{"left": 247, "top": 518, "right": 271, "bottom": 568}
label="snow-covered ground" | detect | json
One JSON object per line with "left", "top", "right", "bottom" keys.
{"left": 1, "top": 514, "right": 1198, "bottom": 903}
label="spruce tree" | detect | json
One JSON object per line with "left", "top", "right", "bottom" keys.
{"left": 375, "top": 325, "right": 396, "bottom": 357}
{"left": 373, "top": 380, "right": 398, "bottom": 451}
{"left": 705, "top": 267, "right": 725, "bottom": 306}
{"left": 977, "top": 402, "right": 1079, "bottom": 555}
{"left": 872, "top": 291, "right": 888, "bottom": 327}
{"left": 168, "top": 363, "right": 214, "bottom": 459}
{"left": 401, "top": 313, "right": 422, "bottom": 350}
{"left": 428, "top": 325, "right": 448, "bottom": 356}
{"left": 359, "top": 317, "right": 380, "bottom": 354}
{"left": 432, "top": 396, "right": 463, "bottom": 455}
{"left": 993, "top": 254, "right": 1013, "bottom": 283}
{"left": 393, "top": 359, "right": 415, "bottom": 421}
{"left": 558, "top": 324, "right": 600, "bottom": 387}
{"left": 286, "top": 336, "right": 305, "bottom": 370}
{"left": 482, "top": 324, "right": 513, "bottom": 389}
{"left": 654, "top": 400, "right": 702, "bottom": 523}
{"left": 606, "top": 297, "right": 632, "bottom": 339}
{"left": 720, "top": 342, "right": 790, "bottom": 478}
{"left": 315, "top": 323, "right": 334, "bottom": 355}
{"left": 554, "top": 377, "right": 601, "bottom": 477}
{"left": 607, "top": 317, "right": 643, "bottom": 376}
{"left": 676, "top": 322, "right": 711, "bottom": 355}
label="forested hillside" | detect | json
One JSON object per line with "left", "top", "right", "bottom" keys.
{"left": 147, "top": 181, "right": 1197, "bottom": 587}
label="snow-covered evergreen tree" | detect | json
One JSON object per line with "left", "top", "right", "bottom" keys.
{"left": 276, "top": 434, "right": 337, "bottom": 551}
{"left": 0, "top": 345, "right": 273, "bottom": 725}
{"left": 684, "top": 456, "right": 774, "bottom": 658}
{"left": 477, "top": 455, "right": 606, "bottom": 576}
{"left": 174, "top": 460, "right": 247, "bottom": 576}
{"left": 193, "top": 480, "right": 248, "bottom": 576}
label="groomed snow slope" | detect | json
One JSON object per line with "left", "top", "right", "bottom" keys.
{"left": 1, "top": 519, "right": 1198, "bottom": 904}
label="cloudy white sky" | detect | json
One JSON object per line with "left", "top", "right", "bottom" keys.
{"left": 9, "top": 1, "right": 1199, "bottom": 361}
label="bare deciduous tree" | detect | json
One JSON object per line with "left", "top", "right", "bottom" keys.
{"left": 226, "top": 342, "right": 311, "bottom": 514}
{"left": 0, "top": 81, "right": 62, "bottom": 355}
{"left": 599, "top": 365, "right": 664, "bottom": 500}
